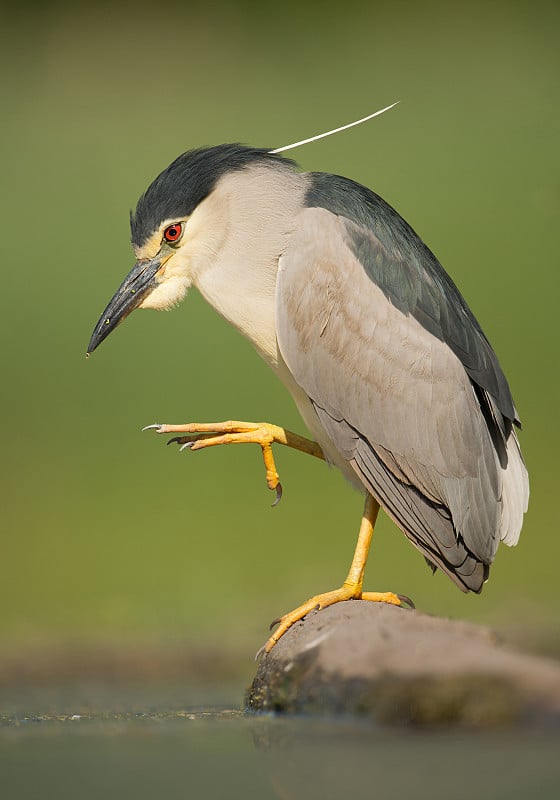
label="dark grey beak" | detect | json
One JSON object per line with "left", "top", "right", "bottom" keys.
{"left": 87, "top": 255, "right": 163, "bottom": 355}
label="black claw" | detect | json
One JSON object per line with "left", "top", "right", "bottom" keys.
{"left": 269, "top": 617, "right": 281, "bottom": 631}
{"left": 397, "top": 594, "right": 415, "bottom": 609}
{"left": 165, "top": 435, "right": 197, "bottom": 451}
{"left": 254, "top": 645, "right": 267, "bottom": 662}
{"left": 271, "top": 482, "right": 283, "bottom": 508}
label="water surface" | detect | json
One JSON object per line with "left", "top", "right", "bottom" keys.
{"left": 2, "top": 684, "right": 559, "bottom": 799}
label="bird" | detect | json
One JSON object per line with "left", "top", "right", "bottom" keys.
{"left": 88, "top": 133, "right": 529, "bottom": 654}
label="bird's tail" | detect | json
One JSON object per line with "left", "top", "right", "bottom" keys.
{"left": 499, "top": 432, "right": 529, "bottom": 546}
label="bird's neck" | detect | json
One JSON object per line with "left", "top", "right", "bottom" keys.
{"left": 193, "top": 166, "right": 309, "bottom": 369}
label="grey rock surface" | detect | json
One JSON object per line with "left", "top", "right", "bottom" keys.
{"left": 247, "top": 602, "right": 560, "bottom": 726}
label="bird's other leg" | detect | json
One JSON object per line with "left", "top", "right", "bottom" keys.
{"left": 260, "top": 494, "right": 412, "bottom": 655}
{"left": 143, "top": 420, "right": 324, "bottom": 504}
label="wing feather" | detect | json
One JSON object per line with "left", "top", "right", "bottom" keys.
{"left": 276, "top": 205, "right": 528, "bottom": 590}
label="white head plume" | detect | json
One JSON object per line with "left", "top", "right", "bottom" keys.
{"left": 270, "top": 101, "right": 399, "bottom": 154}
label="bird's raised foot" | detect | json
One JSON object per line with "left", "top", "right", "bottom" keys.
{"left": 259, "top": 587, "right": 412, "bottom": 657}
{"left": 141, "top": 420, "right": 313, "bottom": 505}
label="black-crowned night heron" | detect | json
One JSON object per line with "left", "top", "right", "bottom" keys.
{"left": 88, "top": 135, "right": 529, "bottom": 653}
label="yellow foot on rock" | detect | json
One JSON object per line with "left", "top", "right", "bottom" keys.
{"left": 260, "top": 587, "right": 412, "bottom": 656}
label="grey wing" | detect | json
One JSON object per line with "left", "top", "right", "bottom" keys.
{"left": 276, "top": 207, "right": 528, "bottom": 592}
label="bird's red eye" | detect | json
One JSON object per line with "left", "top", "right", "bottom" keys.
{"left": 164, "top": 223, "right": 183, "bottom": 243}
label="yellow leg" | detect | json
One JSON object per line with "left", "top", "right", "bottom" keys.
{"left": 143, "top": 420, "right": 324, "bottom": 503}
{"left": 260, "top": 494, "right": 407, "bottom": 655}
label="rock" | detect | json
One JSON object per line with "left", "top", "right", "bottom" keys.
{"left": 246, "top": 602, "right": 560, "bottom": 726}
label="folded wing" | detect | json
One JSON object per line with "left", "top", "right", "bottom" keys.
{"left": 276, "top": 186, "right": 528, "bottom": 592}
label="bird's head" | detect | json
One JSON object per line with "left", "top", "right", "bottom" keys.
{"left": 87, "top": 144, "right": 295, "bottom": 355}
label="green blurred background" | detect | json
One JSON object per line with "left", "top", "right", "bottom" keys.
{"left": 1, "top": 0, "right": 558, "bottom": 669}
